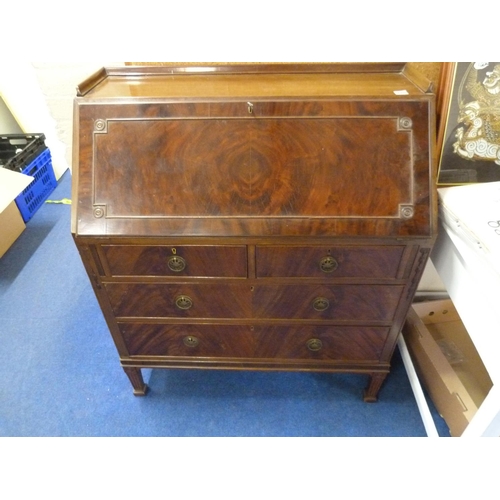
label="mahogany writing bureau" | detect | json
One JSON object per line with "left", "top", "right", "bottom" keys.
{"left": 71, "top": 64, "right": 437, "bottom": 400}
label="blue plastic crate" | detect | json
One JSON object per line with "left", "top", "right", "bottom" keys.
{"left": 15, "top": 147, "right": 57, "bottom": 222}
{"left": 0, "top": 134, "right": 46, "bottom": 172}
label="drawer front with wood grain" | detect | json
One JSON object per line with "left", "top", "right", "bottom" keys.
{"left": 100, "top": 245, "right": 247, "bottom": 277}
{"left": 255, "top": 245, "right": 406, "bottom": 278}
{"left": 120, "top": 323, "right": 258, "bottom": 358}
{"left": 105, "top": 283, "right": 253, "bottom": 318}
{"left": 120, "top": 323, "right": 390, "bottom": 361}
{"left": 255, "top": 325, "right": 390, "bottom": 361}
{"left": 252, "top": 284, "right": 404, "bottom": 321}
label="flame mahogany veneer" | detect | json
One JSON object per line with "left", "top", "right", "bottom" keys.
{"left": 71, "top": 64, "right": 436, "bottom": 400}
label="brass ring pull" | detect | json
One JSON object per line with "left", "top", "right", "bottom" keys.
{"left": 183, "top": 336, "right": 199, "bottom": 348}
{"left": 175, "top": 295, "right": 193, "bottom": 310}
{"left": 312, "top": 297, "right": 330, "bottom": 312}
{"left": 307, "top": 338, "right": 323, "bottom": 351}
{"left": 319, "top": 256, "right": 338, "bottom": 273}
{"left": 168, "top": 255, "right": 186, "bottom": 272}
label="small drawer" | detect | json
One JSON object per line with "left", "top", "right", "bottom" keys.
{"left": 119, "top": 323, "right": 389, "bottom": 362}
{"left": 252, "top": 284, "right": 404, "bottom": 321}
{"left": 100, "top": 245, "right": 247, "bottom": 277}
{"left": 106, "top": 283, "right": 252, "bottom": 318}
{"left": 255, "top": 245, "right": 405, "bottom": 278}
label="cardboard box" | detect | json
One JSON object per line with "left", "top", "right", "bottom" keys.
{"left": 0, "top": 168, "right": 33, "bottom": 258}
{"left": 403, "top": 299, "right": 493, "bottom": 437}
{"left": 0, "top": 200, "right": 25, "bottom": 258}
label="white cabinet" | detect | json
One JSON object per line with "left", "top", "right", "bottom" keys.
{"left": 402, "top": 182, "right": 500, "bottom": 437}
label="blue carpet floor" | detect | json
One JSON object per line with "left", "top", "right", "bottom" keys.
{"left": 0, "top": 171, "right": 450, "bottom": 437}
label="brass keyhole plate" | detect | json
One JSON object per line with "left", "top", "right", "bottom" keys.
{"left": 183, "top": 336, "right": 199, "bottom": 347}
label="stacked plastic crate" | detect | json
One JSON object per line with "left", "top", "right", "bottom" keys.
{"left": 0, "top": 134, "right": 57, "bottom": 222}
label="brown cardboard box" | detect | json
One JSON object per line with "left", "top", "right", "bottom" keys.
{"left": 403, "top": 300, "right": 493, "bottom": 437}
{"left": 0, "top": 200, "right": 25, "bottom": 258}
{"left": 0, "top": 167, "right": 33, "bottom": 259}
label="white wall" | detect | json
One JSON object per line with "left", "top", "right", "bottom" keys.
{"left": 0, "top": 96, "right": 23, "bottom": 134}
{"left": 0, "top": 62, "right": 123, "bottom": 179}
{"left": 418, "top": 260, "right": 446, "bottom": 293}
{"left": 31, "top": 63, "right": 124, "bottom": 175}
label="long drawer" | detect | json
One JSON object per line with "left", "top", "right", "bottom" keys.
{"left": 120, "top": 323, "right": 391, "bottom": 361}
{"left": 100, "top": 245, "right": 247, "bottom": 277}
{"left": 256, "top": 245, "right": 406, "bottom": 278}
{"left": 106, "top": 283, "right": 404, "bottom": 321}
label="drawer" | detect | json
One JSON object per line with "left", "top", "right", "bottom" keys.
{"left": 121, "top": 324, "right": 258, "bottom": 358}
{"left": 106, "top": 283, "right": 252, "bottom": 318}
{"left": 256, "top": 245, "right": 405, "bottom": 278}
{"left": 120, "top": 323, "right": 389, "bottom": 362}
{"left": 107, "top": 283, "right": 404, "bottom": 321}
{"left": 256, "top": 325, "right": 390, "bottom": 361}
{"left": 100, "top": 245, "right": 247, "bottom": 277}
{"left": 252, "top": 284, "right": 404, "bottom": 321}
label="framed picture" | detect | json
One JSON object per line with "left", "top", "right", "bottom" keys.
{"left": 437, "top": 62, "right": 500, "bottom": 185}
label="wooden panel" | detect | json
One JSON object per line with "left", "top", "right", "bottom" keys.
{"left": 252, "top": 284, "right": 404, "bottom": 321}
{"left": 125, "top": 62, "right": 443, "bottom": 98}
{"left": 106, "top": 283, "right": 252, "bottom": 318}
{"left": 100, "top": 245, "right": 247, "bottom": 277}
{"left": 256, "top": 245, "right": 405, "bottom": 278}
{"left": 105, "top": 282, "right": 403, "bottom": 322}
{"left": 85, "top": 64, "right": 424, "bottom": 98}
{"left": 74, "top": 96, "right": 433, "bottom": 238}
{"left": 121, "top": 323, "right": 257, "bottom": 358}
{"left": 120, "top": 323, "right": 390, "bottom": 361}
{"left": 93, "top": 117, "right": 412, "bottom": 218}
{"left": 256, "top": 325, "right": 390, "bottom": 361}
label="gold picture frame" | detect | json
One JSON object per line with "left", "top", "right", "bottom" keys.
{"left": 437, "top": 62, "right": 500, "bottom": 185}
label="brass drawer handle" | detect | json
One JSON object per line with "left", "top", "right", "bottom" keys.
{"left": 175, "top": 295, "right": 193, "bottom": 310}
{"left": 312, "top": 296, "right": 330, "bottom": 312}
{"left": 307, "top": 338, "right": 323, "bottom": 352}
{"left": 183, "top": 336, "right": 199, "bottom": 348}
{"left": 319, "top": 256, "right": 338, "bottom": 273}
{"left": 168, "top": 255, "right": 186, "bottom": 272}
